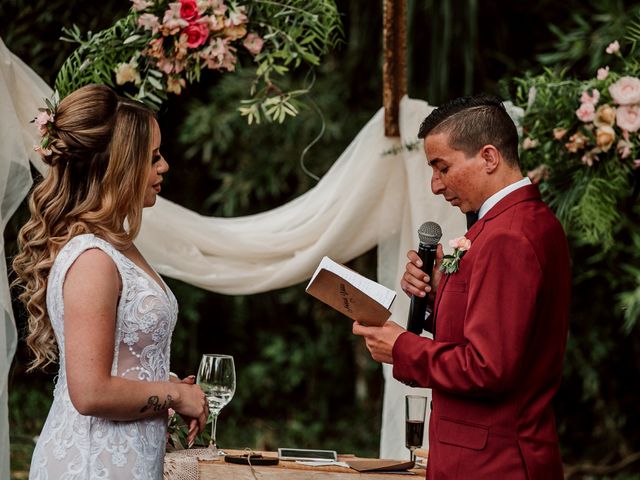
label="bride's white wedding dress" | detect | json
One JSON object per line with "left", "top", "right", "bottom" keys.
{"left": 29, "top": 234, "right": 178, "bottom": 480}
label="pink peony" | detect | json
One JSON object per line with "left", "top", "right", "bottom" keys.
{"left": 448, "top": 236, "right": 471, "bottom": 252}
{"left": 608, "top": 76, "right": 640, "bottom": 105}
{"left": 576, "top": 102, "right": 595, "bottom": 122}
{"left": 179, "top": 0, "right": 200, "bottom": 21}
{"left": 597, "top": 66, "right": 610, "bottom": 80}
{"left": 183, "top": 22, "right": 209, "bottom": 48}
{"left": 616, "top": 104, "right": 640, "bottom": 132}
{"left": 606, "top": 40, "right": 620, "bottom": 55}
{"left": 243, "top": 33, "right": 264, "bottom": 55}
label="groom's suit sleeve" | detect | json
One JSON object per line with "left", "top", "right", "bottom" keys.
{"left": 392, "top": 227, "right": 543, "bottom": 395}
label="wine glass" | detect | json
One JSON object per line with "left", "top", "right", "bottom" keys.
{"left": 405, "top": 395, "right": 427, "bottom": 462}
{"left": 197, "top": 354, "right": 236, "bottom": 455}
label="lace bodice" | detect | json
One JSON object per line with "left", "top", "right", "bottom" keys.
{"left": 29, "top": 234, "right": 178, "bottom": 480}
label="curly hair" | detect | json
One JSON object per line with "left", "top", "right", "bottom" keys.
{"left": 12, "top": 84, "right": 156, "bottom": 371}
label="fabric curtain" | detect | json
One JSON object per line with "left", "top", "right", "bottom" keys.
{"left": 0, "top": 36, "right": 470, "bottom": 475}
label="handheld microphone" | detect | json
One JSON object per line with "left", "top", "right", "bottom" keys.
{"left": 406, "top": 221, "right": 442, "bottom": 334}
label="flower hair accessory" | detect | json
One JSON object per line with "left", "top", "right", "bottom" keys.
{"left": 440, "top": 236, "right": 471, "bottom": 275}
{"left": 31, "top": 97, "right": 58, "bottom": 157}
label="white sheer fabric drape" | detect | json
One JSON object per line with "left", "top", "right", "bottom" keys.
{"left": 0, "top": 37, "right": 468, "bottom": 476}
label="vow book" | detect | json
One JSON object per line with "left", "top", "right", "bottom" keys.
{"left": 305, "top": 256, "right": 396, "bottom": 326}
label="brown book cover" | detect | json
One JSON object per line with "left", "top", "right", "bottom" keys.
{"left": 346, "top": 459, "right": 415, "bottom": 472}
{"left": 306, "top": 257, "right": 396, "bottom": 326}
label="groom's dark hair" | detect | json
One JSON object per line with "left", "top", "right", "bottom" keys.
{"left": 418, "top": 94, "right": 520, "bottom": 168}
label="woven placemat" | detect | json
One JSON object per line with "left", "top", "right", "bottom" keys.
{"left": 164, "top": 448, "right": 218, "bottom": 480}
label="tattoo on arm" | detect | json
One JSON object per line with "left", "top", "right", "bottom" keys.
{"left": 140, "top": 394, "right": 172, "bottom": 413}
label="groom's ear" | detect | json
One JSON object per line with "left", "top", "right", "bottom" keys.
{"left": 480, "top": 145, "right": 500, "bottom": 174}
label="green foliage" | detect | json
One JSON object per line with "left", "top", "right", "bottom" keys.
{"left": 536, "top": 0, "right": 640, "bottom": 73}
{"left": 53, "top": 0, "right": 343, "bottom": 120}
{"left": 512, "top": 64, "right": 635, "bottom": 249}
{"left": 240, "top": 0, "right": 343, "bottom": 123}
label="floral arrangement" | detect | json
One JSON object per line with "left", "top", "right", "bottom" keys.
{"left": 54, "top": 0, "right": 342, "bottom": 123}
{"left": 30, "top": 98, "right": 58, "bottom": 157}
{"left": 513, "top": 38, "right": 640, "bottom": 249}
{"left": 440, "top": 236, "right": 471, "bottom": 275}
{"left": 120, "top": 0, "right": 261, "bottom": 97}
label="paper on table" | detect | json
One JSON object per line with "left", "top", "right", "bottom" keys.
{"left": 308, "top": 256, "right": 396, "bottom": 309}
{"left": 295, "top": 460, "right": 351, "bottom": 468}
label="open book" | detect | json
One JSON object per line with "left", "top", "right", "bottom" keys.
{"left": 305, "top": 256, "right": 396, "bottom": 326}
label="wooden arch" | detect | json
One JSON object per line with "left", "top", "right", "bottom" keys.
{"left": 383, "top": 0, "right": 407, "bottom": 137}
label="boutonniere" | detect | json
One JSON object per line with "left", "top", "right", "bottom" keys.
{"left": 440, "top": 236, "right": 471, "bottom": 274}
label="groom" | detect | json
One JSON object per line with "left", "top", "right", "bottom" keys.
{"left": 353, "top": 95, "right": 571, "bottom": 479}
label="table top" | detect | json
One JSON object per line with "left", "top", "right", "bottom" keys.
{"left": 198, "top": 450, "right": 425, "bottom": 479}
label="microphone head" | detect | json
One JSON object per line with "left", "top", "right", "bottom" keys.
{"left": 418, "top": 221, "right": 442, "bottom": 246}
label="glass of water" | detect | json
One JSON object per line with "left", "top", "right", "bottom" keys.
{"left": 196, "top": 354, "right": 236, "bottom": 454}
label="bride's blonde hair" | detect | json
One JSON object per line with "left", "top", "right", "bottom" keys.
{"left": 12, "top": 84, "right": 156, "bottom": 371}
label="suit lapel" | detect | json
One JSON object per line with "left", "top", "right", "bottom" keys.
{"left": 431, "top": 184, "right": 543, "bottom": 336}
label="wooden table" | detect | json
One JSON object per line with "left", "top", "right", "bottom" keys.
{"left": 198, "top": 450, "right": 425, "bottom": 479}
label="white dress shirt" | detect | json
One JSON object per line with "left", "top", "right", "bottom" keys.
{"left": 478, "top": 177, "right": 532, "bottom": 220}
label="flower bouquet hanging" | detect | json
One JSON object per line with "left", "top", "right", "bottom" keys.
{"left": 54, "top": 0, "right": 342, "bottom": 123}
{"left": 513, "top": 36, "right": 640, "bottom": 249}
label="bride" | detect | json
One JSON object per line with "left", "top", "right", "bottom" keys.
{"left": 12, "top": 84, "right": 209, "bottom": 479}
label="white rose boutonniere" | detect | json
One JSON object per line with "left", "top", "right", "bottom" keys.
{"left": 440, "top": 236, "right": 471, "bottom": 275}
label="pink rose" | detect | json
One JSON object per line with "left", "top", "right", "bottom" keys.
{"left": 179, "top": 0, "right": 200, "bottom": 21}
{"left": 609, "top": 76, "right": 640, "bottom": 105}
{"left": 633, "top": 159, "right": 640, "bottom": 169}
{"left": 243, "top": 33, "right": 264, "bottom": 55}
{"left": 576, "top": 102, "right": 595, "bottom": 122}
{"left": 597, "top": 66, "right": 609, "bottom": 80}
{"left": 606, "top": 40, "right": 620, "bottom": 55}
{"left": 616, "top": 104, "right": 640, "bottom": 132}
{"left": 580, "top": 89, "right": 600, "bottom": 105}
{"left": 183, "top": 22, "right": 209, "bottom": 48}
{"left": 448, "top": 236, "right": 471, "bottom": 252}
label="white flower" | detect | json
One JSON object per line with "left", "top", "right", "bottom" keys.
{"left": 115, "top": 61, "right": 141, "bottom": 85}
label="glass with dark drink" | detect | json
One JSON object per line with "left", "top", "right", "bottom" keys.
{"left": 405, "top": 395, "right": 427, "bottom": 462}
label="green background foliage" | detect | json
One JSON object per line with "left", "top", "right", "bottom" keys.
{"left": 2, "top": 0, "right": 640, "bottom": 478}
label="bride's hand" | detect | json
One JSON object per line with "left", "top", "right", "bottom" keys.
{"left": 176, "top": 375, "right": 207, "bottom": 447}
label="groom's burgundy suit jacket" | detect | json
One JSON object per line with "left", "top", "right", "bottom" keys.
{"left": 393, "top": 184, "right": 571, "bottom": 480}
